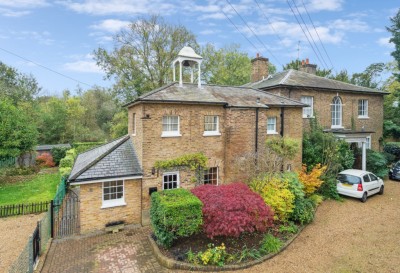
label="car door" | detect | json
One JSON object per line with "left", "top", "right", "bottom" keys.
{"left": 362, "top": 174, "right": 373, "bottom": 193}
{"left": 368, "top": 173, "right": 380, "bottom": 194}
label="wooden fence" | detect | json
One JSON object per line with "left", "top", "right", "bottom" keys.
{"left": 0, "top": 201, "right": 50, "bottom": 217}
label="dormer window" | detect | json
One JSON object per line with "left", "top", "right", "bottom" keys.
{"left": 331, "top": 96, "right": 343, "bottom": 128}
{"left": 162, "top": 115, "right": 181, "bottom": 137}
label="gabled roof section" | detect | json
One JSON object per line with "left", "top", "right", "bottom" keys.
{"left": 247, "top": 69, "right": 388, "bottom": 94}
{"left": 125, "top": 82, "right": 305, "bottom": 108}
{"left": 68, "top": 135, "right": 142, "bottom": 183}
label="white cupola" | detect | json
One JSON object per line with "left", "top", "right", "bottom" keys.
{"left": 172, "top": 46, "right": 202, "bottom": 88}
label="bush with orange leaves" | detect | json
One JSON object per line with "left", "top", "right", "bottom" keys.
{"left": 297, "top": 164, "right": 327, "bottom": 195}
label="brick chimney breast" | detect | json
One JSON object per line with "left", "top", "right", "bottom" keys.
{"left": 299, "top": 58, "right": 317, "bottom": 75}
{"left": 251, "top": 55, "right": 269, "bottom": 83}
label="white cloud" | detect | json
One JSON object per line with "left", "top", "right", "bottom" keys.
{"left": 0, "top": 8, "right": 31, "bottom": 17}
{"left": 377, "top": 37, "right": 394, "bottom": 48}
{"left": 64, "top": 60, "right": 103, "bottom": 74}
{"left": 61, "top": 0, "right": 175, "bottom": 16}
{"left": 331, "top": 19, "right": 369, "bottom": 32}
{"left": 11, "top": 30, "right": 54, "bottom": 45}
{"left": 91, "top": 19, "right": 130, "bottom": 33}
{"left": 307, "top": 0, "right": 343, "bottom": 12}
{"left": 0, "top": 0, "right": 48, "bottom": 8}
{"left": 199, "top": 29, "right": 220, "bottom": 35}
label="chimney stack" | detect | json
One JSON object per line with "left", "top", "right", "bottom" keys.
{"left": 299, "top": 58, "right": 317, "bottom": 75}
{"left": 251, "top": 54, "right": 269, "bottom": 82}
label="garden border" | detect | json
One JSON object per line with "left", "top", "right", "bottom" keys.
{"left": 148, "top": 225, "right": 305, "bottom": 271}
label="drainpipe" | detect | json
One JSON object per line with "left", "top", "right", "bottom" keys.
{"left": 362, "top": 141, "right": 367, "bottom": 171}
{"left": 255, "top": 108, "right": 259, "bottom": 153}
{"left": 280, "top": 107, "right": 284, "bottom": 137}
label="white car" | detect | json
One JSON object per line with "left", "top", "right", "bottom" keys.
{"left": 336, "top": 169, "right": 384, "bottom": 202}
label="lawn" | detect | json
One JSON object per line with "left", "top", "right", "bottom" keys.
{"left": 0, "top": 172, "right": 61, "bottom": 205}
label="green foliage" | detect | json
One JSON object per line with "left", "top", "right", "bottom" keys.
{"left": 387, "top": 8, "right": 400, "bottom": 81}
{"left": 51, "top": 146, "right": 69, "bottom": 165}
{"left": 110, "top": 110, "right": 128, "bottom": 138}
{"left": 384, "top": 142, "right": 400, "bottom": 162}
{"left": 66, "top": 149, "right": 77, "bottom": 160}
{"left": 281, "top": 172, "right": 304, "bottom": 200}
{"left": 0, "top": 166, "right": 38, "bottom": 177}
{"left": 250, "top": 175, "right": 295, "bottom": 222}
{"left": 259, "top": 234, "right": 282, "bottom": 254}
{"left": 290, "top": 198, "right": 315, "bottom": 224}
{"left": 0, "top": 99, "right": 38, "bottom": 157}
{"left": 265, "top": 137, "right": 300, "bottom": 160}
{"left": 59, "top": 167, "right": 72, "bottom": 178}
{"left": 317, "top": 174, "right": 341, "bottom": 200}
{"left": 278, "top": 222, "right": 298, "bottom": 234}
{"left": 193, "top": 243, "right": 228, "bottom": 266}
{"left": 73, "top": 142, "right": 105, "bottom": 154}
{"left": 366, "top": 149, "right": 389, "bottom": 178}
{"left": 308, "top": 194, "right": 324, "bottom": 207}
{"left": 154, "top": 153, "right": 208, "bottom": 171}
{"left": 150, "top": 188, "right": 202, "bottom": 248}
{"left": 59, "top": 155, "right": 74, "bottom": 168}
{"left": 0, "top": 172, "right": 60, "bottom": 205}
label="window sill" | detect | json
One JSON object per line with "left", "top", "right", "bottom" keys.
{"left": 302, "top": 116, "right": 314, "bottom": 119}
{"left": 358, "top": 116, "right": 369, "bottom": 119}
{"left": 131, "top": 133, "right": 136, "bottom": 136}
{"left": 267, "top": 131, "right": 279, "bottom": 135}
{"left": 101, "top": 200, "right": 126, "bottom": 209}
{"left": 331, "top": 126, "right": 344, "bottom": 129}
{"left": 161, "top": 132, "right": 182, "bottom": 138}
{"left": 203, "top": 132, "right": 221, "bottom": 136}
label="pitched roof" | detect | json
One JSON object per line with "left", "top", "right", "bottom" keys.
{"left": 245, "top": 69, "right": 388, "bottom": 94}
{"left": 36, "top": 144, "right": 71, "bottom": 151}
{"left": 68, "top": 135, "right": 142, "bottom": 183}
{"left": 125, "top": 82, "right": 305, "bottom": 108}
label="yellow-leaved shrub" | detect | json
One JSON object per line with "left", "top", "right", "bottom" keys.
{"left": 250, "top": 176, "right": 295, "bottom": 222}
{"left": 297, "top": 164, "right": 327, "bottom": 195}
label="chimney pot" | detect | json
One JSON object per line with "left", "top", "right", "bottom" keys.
{"left": 306, "top": 58, "right": 309, "bottom": 64}
{"left": 301, "top": 60, "right": 305, "bottom": 66}
{"left": 256, "top": 53, "right": 260, "bottom": 58}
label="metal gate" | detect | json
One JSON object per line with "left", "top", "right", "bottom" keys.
{"left": 52, "top": 189, "right": 80, "bottom": 238}
{"left": 32, "top": 224, "right": 40, "bottom": 266}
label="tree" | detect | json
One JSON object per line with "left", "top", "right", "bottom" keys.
{"left": 328, "top": 69, "right": 351, "bottom": 83}
{"left": 94, "top": 15, "right": 197, "bottom": 104}
{"left": 0, "top": 99, "right": 38, "bottom": 157}
{"left": 37, "top": 97, "right": 68, "bottom": 144}
{"left": 0, "top": 61, "right": 41, "bottom": 104}
{"left": 201, "top": 44, "right": 251, "bottom": 86}
{"left": 387, "top": 8, "right": 400, "bottom": 81}
{"left": 282, "top": 60, "right": 331, "bottom": 77}
{"left": 110, "top": 110, "right": 128, "bottom": 138}
{"left": 350, "top": 63, "right": 385, "bottom": 89}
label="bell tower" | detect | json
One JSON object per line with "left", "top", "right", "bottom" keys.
{"left": 172, "top": 46, "right": 203, "bottom": 88}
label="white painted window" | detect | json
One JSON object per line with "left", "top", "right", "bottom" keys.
{"left": 204, "top": 167, "right": 218, "bottom": 185}
{"left": 162, "top": 115, "right": 181, "bottom": 137}
{"left": 163, "top": 172, "right": 179, "bottom": 190}
{"left": 204, "top": 116, "right": 220, "bottom": 136}
{"left": 267, "top": 117, "right": 277, "bottom": 134}
{"left": 102, "top": 180, "right": 125, "bottom": 208}
{"left": 331, "top": 96, "right": 343, "bottom": 128}
{"left": 132, "top": 113, "right": 136, "bottom": 135}
{"left": 301, "top": 96, "right": 313, "bottom": 118}
{"left": 358, "top": 99, "right": 368, "bottom": 118}
{"left": 366, "top": 135, "right": 371, "bottom": 149}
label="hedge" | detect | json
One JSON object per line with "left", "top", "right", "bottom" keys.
{"left": 73, "top": 142, "right": 105, "bottom": 154}
{"left": 150, "top": 188, "right": 203, "bottom": 248}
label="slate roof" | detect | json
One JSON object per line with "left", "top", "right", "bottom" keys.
{"left": 245, "top": 69, "right": 388, "bottom": 94}
{"left": 36, "top": 144, "right": 71, "bottom": 151}
{"left": 125, "top": 82, "right": 306, "bottom": 108}
{"left": 68, "top": 135, "right": 142, "bottom": 183}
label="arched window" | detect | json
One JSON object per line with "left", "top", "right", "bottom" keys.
{"left": 331, "top": 96, "right": 342, "bottom": 128}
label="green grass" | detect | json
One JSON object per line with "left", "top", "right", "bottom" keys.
{"left": 0, "top": 172, "right": 61, "bottom": 205}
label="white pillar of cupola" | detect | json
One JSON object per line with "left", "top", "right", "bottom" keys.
{"left": 172, "top": 46, "right": 203, "bottom": 88}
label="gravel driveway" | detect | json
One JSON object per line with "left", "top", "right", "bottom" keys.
{"left": 41, "top": 179, "right": 400, "bottom": 273}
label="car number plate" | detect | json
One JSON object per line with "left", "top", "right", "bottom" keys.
{"left": 341, "top": 183, "right": 353, "bottom": 187}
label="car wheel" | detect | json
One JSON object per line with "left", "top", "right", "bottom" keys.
{"left": 379, "top": 185, "right": 384, "bottom": 195}
{"left": 361, "top": 192, "right": 367, "bottom": 203}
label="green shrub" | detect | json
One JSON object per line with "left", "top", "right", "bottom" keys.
{"left": 317, "top": 174, "right": 341, "bottom": 200}
{"left": 59, "top": 155, "right": 74, "bottom": 168}
{"left": 59, "top": 167, "right": 72, "bottom": 178}
{"left": 259, "top": 234, "right": 282, "bottom": 254}
{"left": 308, "top": 194, "right": 324, "bottom": 208}
{"left": 281, "top": 172, "right": 304, "bottom": 200}
{"left": 73, "top": 142, "right": 105, "bottom": 154}
{"left": 383, "top": 142, "right": 400, "bottom": 162}
{"left": 66, "top": 148, "right": 77, "bottom": 160}
{"left": 51, "top": 146, "right": 69, "bottom": 165}
{"left": 278, "top": 222, "right": 298, "bottom": 234}
{"left": 290, "top": 198, "right": 315, "bottom": 224}
{"left": 150, "top": 188, "right": 202, "bottom": 248}
{"left": 366, "top": 149, "right": 388, "bottom": 178}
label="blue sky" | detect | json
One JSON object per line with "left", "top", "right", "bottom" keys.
{"left": 0, "top": 0, "right": 398, "bottom": 96}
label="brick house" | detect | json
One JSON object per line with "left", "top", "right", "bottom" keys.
{"left": 68, "top": 47, "right": 305, "bottom": 232}
{"left": 246, "top": 56, "right": 388, "bottom": 170}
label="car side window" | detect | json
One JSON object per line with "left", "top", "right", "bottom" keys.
{"left": 363, "top": 174, "right": 371, "bottom": 182}
{"left": 369, "top": 174, "right": 378, "bottom": 181}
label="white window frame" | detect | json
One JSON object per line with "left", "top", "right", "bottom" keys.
{"left": 161, "top": 115, "right": 181, "bottom": 137}
{"left": 358, "top": 99, "right": 369, "bottom": 119}
{"left": 366, "top": 135, "right": 371, "bottom": 149}
{"left": 331, "top": 96, "right": 343, "bottom": 128}
{"left": 101, "top": 180, "right": 126, "bottom": 208}
{"left": 301, "top": 96, "right": 314, "bottom": 118}
{"left": 203, "top": 115, "right": 221, "bottom": 136}
{"left": 162, "top": 171, "right": 180, "bottom": 190}
{"left": 132, "top": 113, "right": 136, "bottom": 136}
{"left": 267, "top": 117, "right": 278, "bottom": 134}
{"left": 204, "top": 167, "right": 219, "bottom": 185}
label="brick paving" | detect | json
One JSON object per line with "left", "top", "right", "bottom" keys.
{"left": 41, "top": 226, "right": 167, "bottom": 273}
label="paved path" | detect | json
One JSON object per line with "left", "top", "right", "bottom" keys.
{"left": 41, "top": 180, "right": 400, "bottom": 273}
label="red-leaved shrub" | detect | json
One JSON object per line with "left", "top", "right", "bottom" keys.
{"left": 191, "top": 182, "right": 274, "bottom": 238}
{"left": 36, "top": 152, "right": 55, "bottom": 167}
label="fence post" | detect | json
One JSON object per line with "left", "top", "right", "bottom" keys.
{"left": 50, "top": 200, "right": 54, "bottom": 238}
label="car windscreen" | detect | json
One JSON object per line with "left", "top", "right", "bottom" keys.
{"left": 337, "top": 174, "right": 361, "bottom": 184}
